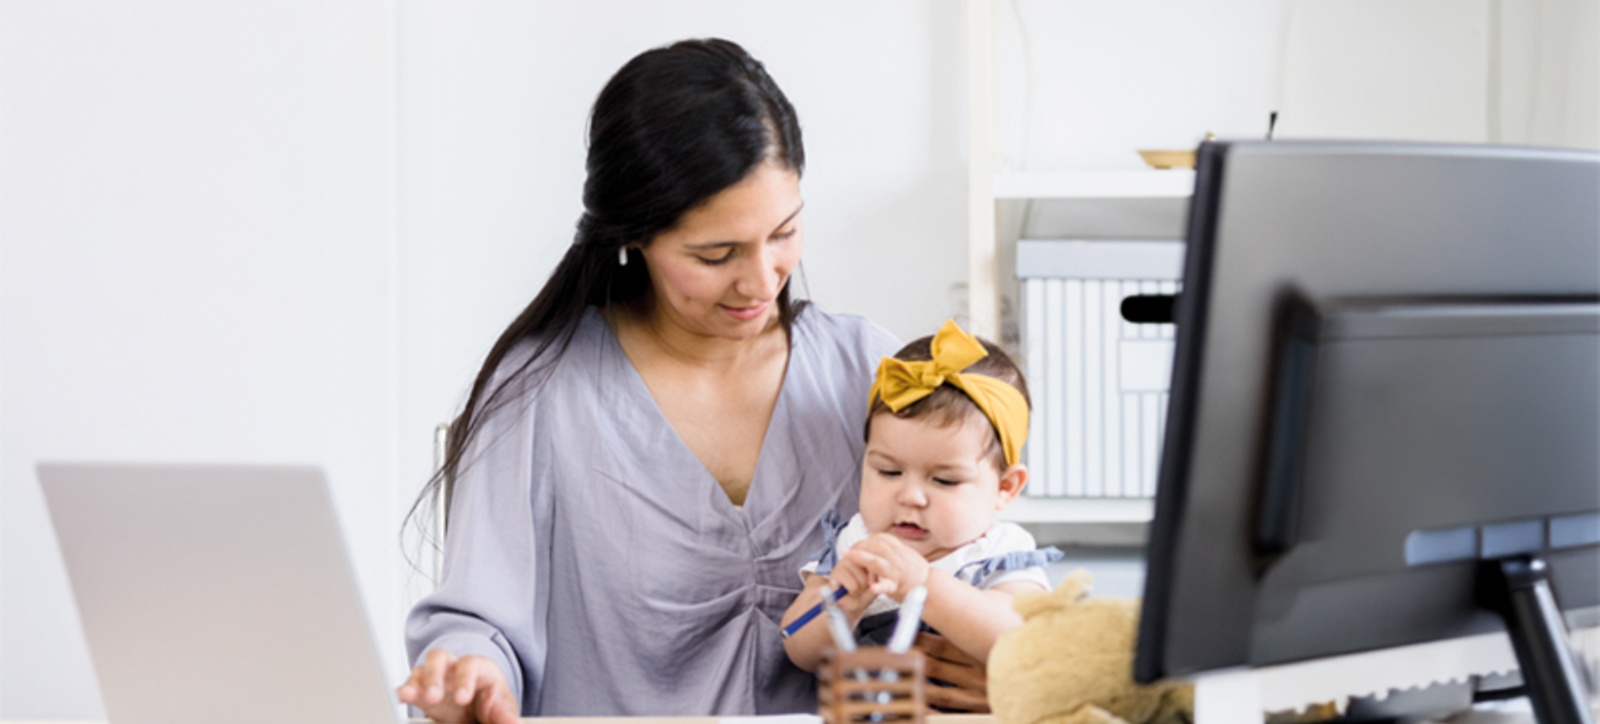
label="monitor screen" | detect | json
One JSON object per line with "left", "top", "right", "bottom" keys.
{"left": 1134, "top": 141, "right": 1600, "bottom": 703}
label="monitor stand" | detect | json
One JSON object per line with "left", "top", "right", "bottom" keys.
{"left": 1189, "top": 568, "right": 1599, "bottom": 724}
{"left": 1191, "top": 635, "right": 1523, "bottom": 723}
{"left": 1480, "top": 556, "right": 1596, "bottom": 724}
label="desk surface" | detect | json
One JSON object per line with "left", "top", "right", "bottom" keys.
{"left": 4, "top": 716, "right": 998, "bottom": 724}
{"left": 540, "top": 718, "right": 990, "bottom": 724}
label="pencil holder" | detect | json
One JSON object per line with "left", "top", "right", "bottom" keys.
{"left": 817, "top": 647, "right": 926, "bottom": 724}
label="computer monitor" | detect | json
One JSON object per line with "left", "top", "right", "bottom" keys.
{"left": 1133, "top": 140, "right": 1600, "bottom": 720}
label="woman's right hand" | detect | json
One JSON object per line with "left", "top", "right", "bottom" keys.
{"left": 914, "top": 632, "right": 991, "bottom": 713}
{"left": 396, "top": 649, "right": 520, "bottom": 724}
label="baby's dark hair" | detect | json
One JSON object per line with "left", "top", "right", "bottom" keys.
{"left": 864, "top": 334, "right": 1032, "bottom": 470}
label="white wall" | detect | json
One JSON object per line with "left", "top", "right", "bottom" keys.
{"left": 0, "top": 1, "right": 399, "bottom": 718}
{"left": 1494, "top": 0, "right": 1600, "bottom": 148}
{"left": 1, "top": 1, "right": 1594, "bottom": 719}
{"left": 993, "top": 0, "right": 1598, "bottom": 173}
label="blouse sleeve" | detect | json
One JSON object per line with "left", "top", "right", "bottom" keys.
{"left": 405, "top": 356, "right": 550, "bottom": 712}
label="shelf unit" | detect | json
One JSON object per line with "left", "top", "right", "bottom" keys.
{"left": 966, "top": 0, "right": 1192, "bottom": 530}
{"left": 992, "top": 170, "right": 1195, "bottom": 200}
{"left": 1001, "top": 497, "right": 1154, "bottom": 525}
{"left": 1001, "top": 499, "right": 1153, "bottom": 550}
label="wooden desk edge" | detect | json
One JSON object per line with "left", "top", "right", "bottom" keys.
{"left": 2, "top": 716, "right": 999, "bottom": 724}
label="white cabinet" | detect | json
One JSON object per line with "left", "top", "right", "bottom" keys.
{"left": 1016, "top": 240, "right": 1183, "bottom": 498}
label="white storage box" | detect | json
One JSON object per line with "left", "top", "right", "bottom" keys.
{"left": 1016, "top": 239, "right": 1183, "bottom": 499}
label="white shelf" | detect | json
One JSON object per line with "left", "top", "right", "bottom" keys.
{"left": 1001, "top": 496, "right": 1154, "bottom": 524}
{"left": 993, "top": 170, "right": 1195, "bottom": 199}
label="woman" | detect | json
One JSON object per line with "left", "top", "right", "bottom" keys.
{"left": 396, "top": 38, "right": 986, "bottom": 722}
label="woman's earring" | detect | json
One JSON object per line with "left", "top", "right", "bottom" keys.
{"left": 618, "top": 247, "right": 629, "bottom": 266}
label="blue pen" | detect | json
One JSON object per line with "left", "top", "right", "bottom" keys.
{"left": 781, "top": 584, "right": 848, "bottom": 639}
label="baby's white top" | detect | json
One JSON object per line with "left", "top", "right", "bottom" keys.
{"left": 801, "top": 512, "right": 1054, "bottom": 618}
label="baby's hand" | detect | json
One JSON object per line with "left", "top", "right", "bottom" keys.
{"left": 825, "top": 558, "right": 879, "bottom": 612}
{"left": 842, "top": 533, "right": 930, "bottom": 602}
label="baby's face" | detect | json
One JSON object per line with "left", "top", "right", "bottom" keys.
{"left": 859, "top": 411, "right": 1016, "bottom": 562}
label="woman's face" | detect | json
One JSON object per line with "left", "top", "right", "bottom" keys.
{"left": 638, "top": 160, "right": 803, "bottom": 341}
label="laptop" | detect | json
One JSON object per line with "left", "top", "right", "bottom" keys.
{"left": 38, "top": 463, "right": 405, "bottom": 724}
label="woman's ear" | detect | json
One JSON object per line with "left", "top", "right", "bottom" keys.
{"left": 995, "top": 463, "right": 1028, "bottom": 509}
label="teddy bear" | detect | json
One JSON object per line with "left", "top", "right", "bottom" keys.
{"left": 988, "top": 569, "right": 1194, "bottom": 724}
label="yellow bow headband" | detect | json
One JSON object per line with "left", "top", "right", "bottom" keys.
{"left": 867, "top": 320, "right": 1030, "bottom": 467}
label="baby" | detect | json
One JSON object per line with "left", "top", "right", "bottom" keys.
{"left": 781, "top": 320, "right": 1061, "bottom": 671}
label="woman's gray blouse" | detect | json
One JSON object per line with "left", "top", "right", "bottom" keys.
{"left": 406, "top": 304, "right": 898, "bottom": 715}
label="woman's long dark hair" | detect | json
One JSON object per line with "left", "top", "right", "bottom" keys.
{"left": 407, "top": 38, "right": 807, "bottom": 551}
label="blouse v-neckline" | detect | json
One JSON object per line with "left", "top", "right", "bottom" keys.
{"left": 592, "top": 308, "right": 797, "bottom": 519}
